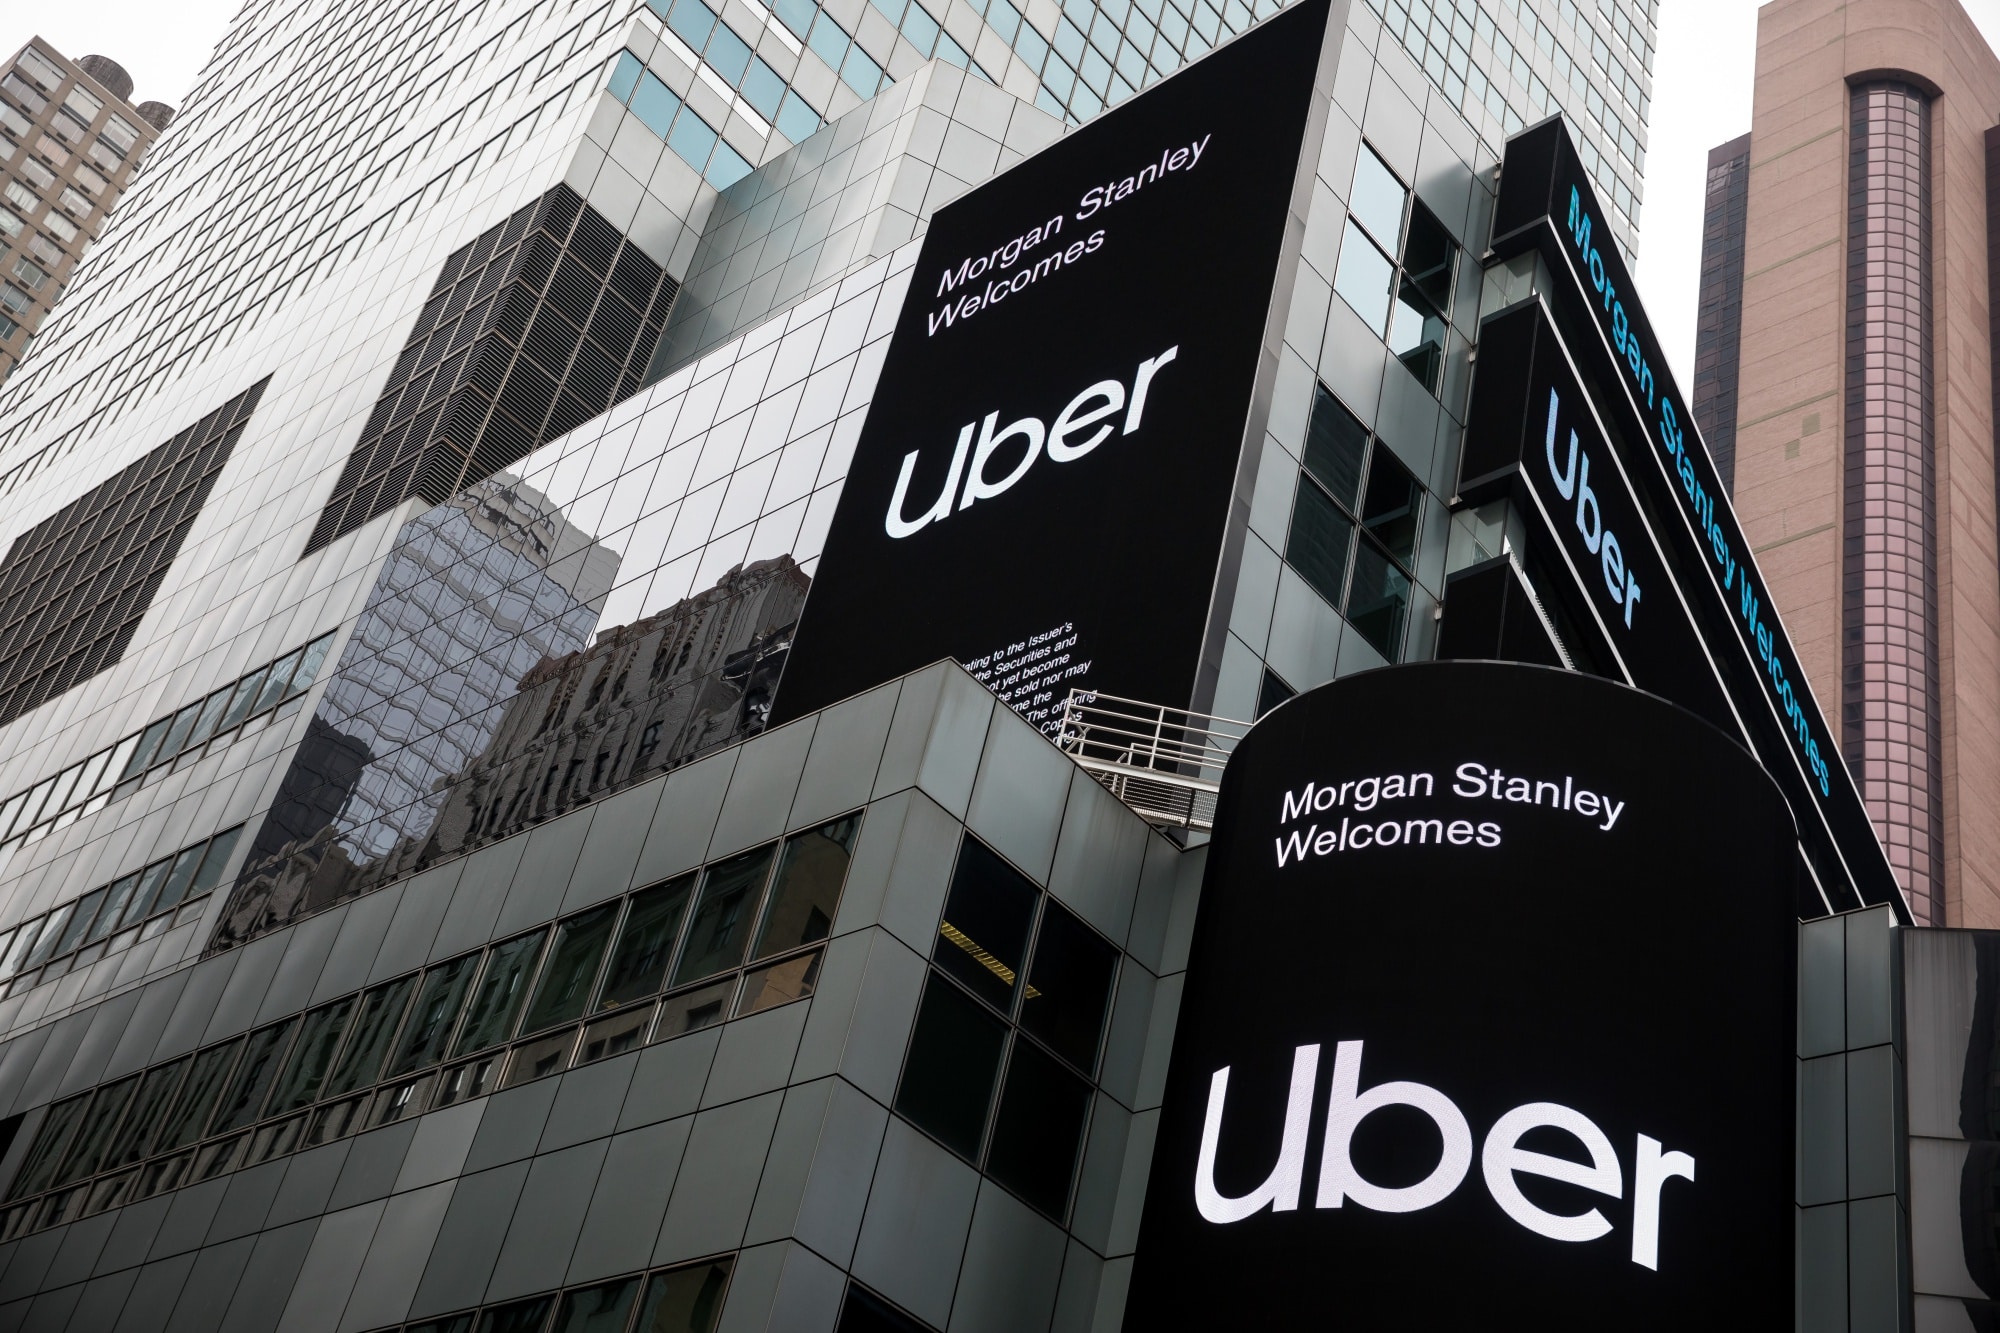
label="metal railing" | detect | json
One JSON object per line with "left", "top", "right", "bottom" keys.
{"left": 1055, "top": 689, "right": 1252, "bottom": 831}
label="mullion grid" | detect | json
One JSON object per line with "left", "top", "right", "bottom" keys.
{"left": 0, "top": 809, "right": 862, "bottom": 1239}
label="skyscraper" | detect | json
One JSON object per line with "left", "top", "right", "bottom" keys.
{"left": 1695, "top": 0, "right": 2000, "bottom": 928}
{"left": 0, "top": 0, "right": 1667, "bottom": 1326}
{"left": 0, "top": 40, "right": 170, "bottom": 385}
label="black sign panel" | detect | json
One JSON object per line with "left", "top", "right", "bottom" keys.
{"left": 1486, "top": 118, "right": 1902, "bottom": 919}
{"left": 769, "top": 0, "right": 1333, "bottom": 733}
{"left": 1125, "top": 661, "right": 1797, "bottom": 1328}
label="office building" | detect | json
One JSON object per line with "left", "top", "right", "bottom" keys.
{"left": 1693, "top": 0, "right": 2000, "bottom": 930}
{"left": 0, "top": 40, "right": 169, "bottom": 385}
{"left": 0, "top": 0, "right": 1705, "bottom": 1327}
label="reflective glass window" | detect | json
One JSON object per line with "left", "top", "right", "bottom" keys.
{"left": 287, "top": 634, "right": 336, "bottom": 698}
{"left": 1360, "top": 446, "right": 1420, "bottom": 566}
{"left": 1287, "top": 476, "right": 1354, "bottom": 609}
{"left": 389, "top": 954, "right": 479, "bottom": 1076}
{"left": 1333, "top": 221, "right": 1394, "bottom": 336}
{"left": 148, "top": 846, "right": 206, "bottom": 916}
{"left": 751, "top": 814, "right": 858, "bottom": 960}
{"left": 453, "top": 930, "right": 547, "bottom": 1055}
{"left": 211, "top": 1019, "right": 299, "bottom": 1135}
{"left": 100, "top": 1058, "right": 187, "bottom": 1168}
{"left": 1349, "top": 146, "right": 1406, "bottom": 249}
{"left": 635, "top": 1260, "right": 733, "bottom": 1333}
{"left": 52, "top": 1075, "right": 138, "bottom": 1186}
{"left": 553, "top": 1277, "right": 641, "bottom": 1333}
{"left": 932, "top": 837, "right": 1037, "bottom": 1013}
{"left": 154, "top": 1038, "right": 244, "bottom": 1151}
{"left": 47, "top": 887, "right": 106, "bottom": 957}
{"left": 655, "top": 979, "right": 735, "bottom": 1040}
{"left": 187, "top": 828, "right": 244, "bottom": 902}
{"left": 520, "top": 905, "right": 617, "bottom": 1034}
{"left": 631, "top": 71, "right": 682, "bottom": 139}
{"left": 706, "top": 23, "right": 752, "bottom": 82}
{"left": 896, "top": 972, "right": 1006, "bottom": 1158}
{"left": 254, "top": 649, "right": 303, "bottom": 713}
{"left": 262, "top": 997, "right": 352, "bottom": 1116}
{"left": 218, "top": 668, "right": 268, "bottom": 732}
{"left": 984, "top": 1039, "right": 1092, "bottom": 1217}
{"left": 156, "top": 702, "right": 203, "bottom": 762}
{"left": 478, "top": 1295, "right": 555, "bottom": 1333}
{"left": 1017, "top": 900, "right": 1117, "bottom": 1073}
{"left": 1401, "top": 198, "right": 1455, "bottom": 314}
{"left": 9, "top": 1095, "right": 88, "bottom": 1197}
{"left": 609, "top": 51, "right": 643, "bottom": 102}
{"left": 21, "top": 902, "right": 74, "bottom": 969}
{"left": 734, "top": 949, "right": 821, "bottom": 1016}
{"left": 83, "top": 873, "right": 140, "bottom": 943}
{"left": 121, "top": 859, "right": 174, "bottom": 923}
{"left": 322, "top": 976, "right": 417, "bottom": 1098}
{"left": 183, "top": 686, "right": 234, "bottom": 749}
{"left": 1302, "top": 386, "right": 1367, "bottom": 510}
{"left": 670, "top": 846, "right": 774, "bottom": 987}
{"left": 123, "top": 717, "right": 172, "bottom": 777}
{"left": 1348, "top": 536, "right": 1412, "bottom": 660}
{"left": 598, "top": 875, "right": 694, "bottom": 1010}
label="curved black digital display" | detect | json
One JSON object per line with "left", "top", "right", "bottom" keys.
{"left": 1126, "top": 660, "right": 1796, "bottom": 1327}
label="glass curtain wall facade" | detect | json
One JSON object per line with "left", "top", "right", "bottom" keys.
{"left": 1843, "top": 81, "right": 1942, "bottom": 926}
{"left": 1692, "top": 131, "right": 1748, "bottom": 495}
{"left": 0, "top": 0, "right": 1658, "bottom": 1326}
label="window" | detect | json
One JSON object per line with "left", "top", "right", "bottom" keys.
{"left": 41, "top": 213, "right": 75, "bottom": 243}
{"left": 0, "top": 74, "right": 48, "bottom": 117}
{"left": 0, "top": 207, "right": 19, "bottom": 238}
{"left": 894, "top": 835, "right": 1118, "bottom": 1219}
{"left": 14, "top": 48, "right": 61, "bottom": 91}
{"left": 0, "top": 817, "right": 866, "bottom": 1237}
{"left": 1332, "top": 145, "right": 1459, "bottom": 394}
{"left": 17, "top": 159, "right": 53, "bottom": 190}
{"left": 1282, "top": 385, "right": 1424, "bottom": 661}
{"left": 56, "top": 187, "right": 91, "bottom": 221}
{"left": 610, "top": 34, "right": 798, "bottom": 184}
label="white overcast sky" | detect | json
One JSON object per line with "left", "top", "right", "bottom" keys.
{"left": 12, "top": 0, "right": 2000, "bottom": 388}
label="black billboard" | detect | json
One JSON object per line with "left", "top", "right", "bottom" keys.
{"left": 1477, "top": 117, "right": 1903, "bottom": 919}
{"left": 769, "top": 0, "right": 1335, "bottom": 733}
{"left": 1125, "top": 661, "right": 1797, "bottom": 1328}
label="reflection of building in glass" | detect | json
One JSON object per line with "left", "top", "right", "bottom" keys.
{"left": 424, "top": 554, "right": 807, "bottom": 858}
{"left": 214, "top": 477, "right": 618, "bottom": 946}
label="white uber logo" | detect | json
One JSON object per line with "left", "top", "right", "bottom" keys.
{"left": 1193, "top": 1040, "right": 1695, "bottom": 1271}
{"left": 882, "top": 346, "right": 1179, "bottom": 539}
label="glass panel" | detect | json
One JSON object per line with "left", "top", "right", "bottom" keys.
{"left": 187, "top": 827, "right": 244, "bottom": 901}
{"left": 15, "top": 777, "right": 54, "bottom": 831}
{"left": 895, "top": 972, "right": 1007, "bottom": 1158}
{"left": 553, "top": 1278, "right": 641, "bottom": 1333}
{"left": 20, "top": 903, "right": 75, "bottom": 970}
{"left": 182, "top": 687, "right": 234, "bottom": 749}
{"left": 1389, "top": 280, "right": 1446, "bottom": 391}
{"left": 0, "top": 792, "right": 26, "bottom": 840}
{"left": 433, "top": 1054, "right": 502, "bottom": 1108}
{"left": 217, "top": 668, "right": 268, "bottom": 732}
{"left": 1347, "top": 535, "right": 1413, "bottom": 661}
{"left": 520, "top": 905, "right": 617, "bottom": 1035}
{"left": 47, "top": 888, "right": 105, "bottom": 957}
{"left": 1348, "top": 145, "right": 1407, "bottom": 249}
{"left": 984, "top": 1038, "right": 1092, "bottom": 1218}
{"left": 1302, "top": 385, "right": 1368, "bottom": 511}
{"left": 153, "top": 1038, "right": 244, "bottom": 1152}
{"left": 1286, "top": 477, "right": 1355, "bottom": 608}
{"left": 81, "top": 874, "right": 139, "bottom": 944}
{"left": 578, "top": 1005, "right": 653, "bottom": 1064}
{"left": 388, "top": 954, "right": 479, "bottom": 1076}
{"left": 156, "top": 703, "right": 204, "bottom": 763}
{"left": 597, "top": 875, "right": 694, "bottom": 1009}
{"left": 478, "top": 1294, "right": 555, "bottom": 1333}
{"left": 667, "top": 0, "right": 717, "bottom": 51}
{"left": 1017, "top": 901, "right": 1118, "bottom": 1073}
{"left": 931, "top": 837, "right": 1038, "bottom": 1014}
{"left": 67, "top": 752, "right": 109, "bottom": 811}
{"left": 502, "top": 1027, "right": 578, "bottom": 1088}
{"left": 631, "top": 71, "right": 682, "bottom": 139}
{"left": 750, "top": 815, "right": 859, "bottom": 960}
{"left": 210, "top": 1019, "right": 299, "bottom": 1135}
{"left": 193, "top": 1134, "right": 244, "bottom": 1180}
{"left": 246, "top": 1114, "right": 305, "bottom": 1164}
{"left": 266, "top": 997, "right": 357, "bottom": 1115}
{"left": 122, "top": 859, "right": 175, "bottom": 923}
{"left": 134, "top": 1151, "right": 192, "bottom": 1199}
{"left": 303, "top": 1096, "right": 367, "bottom": 1147}
{"left": 669, "top": 846, "right": 775, "bottom": 986}
{"left": 285, "top": 634, "right": 336, "bottom": 698}
{"left": 1332, "top": 220, "right": 1395, "bottom": 336}
{"left": 733, "top": 948, "right": 820, "bottom": 1017}
{"left": 653, "top": 980, "right": 734, "bottom": 1040}
{"left": 149, "top": 847, "right": 207, "bottom": 916}
{"left": 95, "top": 735, "right": 140, "bottom": 796}
{"left": 1360, "top": 446, "right": 1421, "bottom": 565}
{"left": 635, "top": 1260, "right": 733, "bottom": 1333}
{"left": 322, "top": 975, "right": 417, "bottom": 1098}
{"left": 608, "top": 50, "right": 643, "bottom": 103}
{"left": 368, "top": 1076, "right": 436, "bottom": 1128}
{"left": 452, "top": 930, "right": 547, "bottom": 1056}
{"left": 123, "top": 718, "right": 173, "bottom": 777}
{"left": 1401, "top": 197, "right": 1456, "bottom": 314}
{"left": 0, "top": 919, "right": 41, "bottom": 978}
{"left": 706, "top": 23, "right": 752, "bottom": 81}
{"left": 101, "top": 1058, "right": 188, "bottom": 1168}
{"left": 253, "top": 649, "right": 303, "bottom": 713}
{"left": 408, "top": 1318, "right": 476, "bottom": 1333}
{"left": 9, "top": 1095, "right": 90, "bottom": 1197}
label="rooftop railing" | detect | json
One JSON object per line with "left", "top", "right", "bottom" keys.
{"left": 1055, "top": 689, "right": 1251, "bottom": 832}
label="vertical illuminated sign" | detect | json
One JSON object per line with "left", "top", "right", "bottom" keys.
{"left": 1126, "top": 661, "right": 1798, "bottom": 1326}
{"left": 770, "top": 0, "right": 1335, "bottom": 732}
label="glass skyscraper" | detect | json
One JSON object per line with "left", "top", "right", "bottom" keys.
{"left": 0, "top": 0, "right": 1657, "bottom": 1327}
